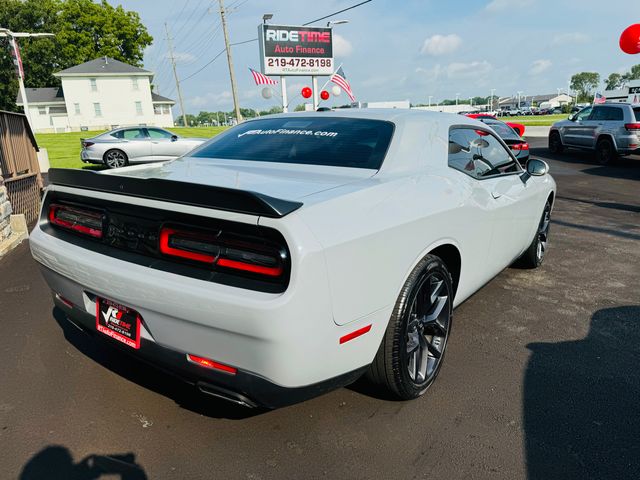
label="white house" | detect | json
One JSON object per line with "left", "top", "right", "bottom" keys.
{"left": 16, "top": 57, "right": 175, "bottom": 133}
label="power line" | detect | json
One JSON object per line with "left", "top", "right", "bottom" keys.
{"left": 181, "top": 48, "right": 226, "bottom": 82}
{"left": 302, "top": 0, "right": 372, "bottom": 26}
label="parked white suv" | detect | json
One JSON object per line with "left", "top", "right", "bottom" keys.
{"left": 549, "top": 103, "right": 640, "bottom": 164}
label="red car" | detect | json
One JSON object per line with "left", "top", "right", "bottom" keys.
{"left": 466, "top": 113, "right": 526, "bottom": 137}
{"left": 466, "top": 115, "right": 529, "bottom": 164}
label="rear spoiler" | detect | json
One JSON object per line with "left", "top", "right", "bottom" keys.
{"left": 47, "top": 168, "right": 303, "bottom": 219}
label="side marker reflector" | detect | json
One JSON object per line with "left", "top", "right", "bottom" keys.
{"left": 339, "top": 324, "right": 372, "bottom": 344}
{"left": 187, "top": 354, "right": 237, "bottom": 374}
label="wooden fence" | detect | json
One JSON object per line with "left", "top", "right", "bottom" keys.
{"left": 0, "top": 110, "right": 42, "bottom": 225}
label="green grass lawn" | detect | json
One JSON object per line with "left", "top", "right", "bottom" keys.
{"left": 35, "top": 126, "right": 227, "bottom": 170}
{"left": 498, "top": 114, "right": 567, "bottom": 126}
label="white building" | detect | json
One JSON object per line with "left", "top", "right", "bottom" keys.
{"left": 603, "top": 80, "right": 640, "bottom": 104}
{"left": 16, "top": 57, "right": 175, "bottom": 133}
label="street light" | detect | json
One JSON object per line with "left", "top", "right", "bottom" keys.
{"left": 490, "top": 88, "right": 496, "bottom": 111}
{"left": 455, "top": 93, "right": 460, "bottom": 106}
{"left": 327, "top": 20, "right": 349, "bottom": 27}
{"left": 428, "top": 95, "right": 433, "bottom": 107}
{"left": 0, "top": 28, "right": 54, "bottom": 130}
{"left": 517, "top": 91, "right": 523, "bottom": 109}
{"left": 262, "top": 13, "right": 273, "bottom": 23}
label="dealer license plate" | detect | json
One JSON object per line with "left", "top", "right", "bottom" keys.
{"left": 96, "top": 297, "right": 141, "bottom": 349}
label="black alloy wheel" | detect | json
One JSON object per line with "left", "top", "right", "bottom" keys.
{"left": 368, "top": 255, "right": 453, "bottom": 400}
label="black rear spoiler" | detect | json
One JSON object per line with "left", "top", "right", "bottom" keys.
{"left": 47, "top": 168, "right": 303, "bottom": 219}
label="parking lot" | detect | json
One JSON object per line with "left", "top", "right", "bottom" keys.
{"left": 1, "top": 137, "right": 639, "bottom": 480}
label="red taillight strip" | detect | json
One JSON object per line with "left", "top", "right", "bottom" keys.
{"left": 217, "top": 258, "right": 283, "bottom": 277}
{"left": 339, "top": 324, "right": 372, "bottom": 344}
{"left": 187, "top": 354, "right": 237, "bottom": 374}
{"left": 49, "top": 204, "right": 103, "bottom": 238}
{"left": 510, "top": 143, "right": 529, "bottom": 151}
{"left": 159, "top": 228, "right": 216, "bottom": 264}
{"left": 625, "top": 123, "right": 640, "bottom": 131}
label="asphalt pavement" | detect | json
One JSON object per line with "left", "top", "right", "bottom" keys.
{"left": 1, "top": 138, "right": 639, "bottom": 480}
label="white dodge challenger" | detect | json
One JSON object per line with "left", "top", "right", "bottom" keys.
{"left": 30, "top": 110, "right": 556, "bottom": 408}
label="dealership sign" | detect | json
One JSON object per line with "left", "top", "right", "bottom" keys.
{"left": 258, "top": 24, "right": 334, "bottom": 76}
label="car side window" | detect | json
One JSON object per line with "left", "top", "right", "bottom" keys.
{"left": 448, "top": 127, "right": 521, "bottom": 180}
{"left": 576, "top": 107, "right": 592, "bottom": 121}
{"left": 147, "top": 128, "right": 173, "bottom": 139}
{"left": 122, "top": 128, "right": 148, "bottom": 140}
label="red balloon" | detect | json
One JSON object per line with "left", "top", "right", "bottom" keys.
{"left": 320, "top": 90, "right": 330, "bottom": 100}
{"left": 620, "top": 24, "right": 640, "bottom": 54}
{"left": 301, "top": 87, "right": 313, "bottom": 99}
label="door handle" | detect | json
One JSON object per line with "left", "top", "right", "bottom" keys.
{"left": 491, "top": 191, "right": 502, "bottom": 199}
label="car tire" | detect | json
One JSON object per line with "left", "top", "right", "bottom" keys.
{"left": 104, "top": 149, "right": 129, "bottom": 169}
{"left": 596, "top": 137, "right": 617, "bottom": 165}
{"left": 548, "top": 132, "right": 564, "bottom": 154}
{"left": 517, "top": 200, "right": 552, "bottom": 269}
{"left": 367, "top": 254, "right": 453, "bottom": 400}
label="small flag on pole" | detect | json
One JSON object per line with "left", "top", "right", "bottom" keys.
{"left": 249, "top": 67, "right": 277, "bottom": 86}
{"left": 330, "top": 67, "right": 355, "bottom": 102}
{"left": 593, "top": 92, "right": 606, "bottom": 104}
{"left": 8, "top": 38, "right": 24, "bottom": 80}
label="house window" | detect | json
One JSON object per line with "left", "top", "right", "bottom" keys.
{"left": 132, "top": 78, "right": 139, "bottom": 90}
{"left": 90, "top": 78, "right": 97, "bottom": 91}
{"left": 74, "top": 103, "right": 81, "bottom": 115}
{"left": 162, "top": 105, "right": 170, "bottom": 114}
{"left": 93, "top": 102, "right": 102, "bottom": 117}
{"left": 38, "top": 106, "right": 46, "bottom": 115}
{"left": 135, "top": 101, "right": 143, "bottom": 116}
{"left": 154, "top": 105, "right": 161, "bottom": 114}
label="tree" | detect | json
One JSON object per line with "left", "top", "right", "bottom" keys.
{"left": 174, "top": 114, "right": 197, "bottom": 126}
{"left": 605, "top": 73, "right": 624, "bottom": 90}
{"left": 294, "top": 104, "right": 306, "bottom": 112}
{"left": 622, "top": 64, "right": 640, "bottom": 83}
{"left": 0, "top": 0, "right": 152, "bottom": 111}
{"left": 570, "top": 72, "right": 600, "bottom": 102}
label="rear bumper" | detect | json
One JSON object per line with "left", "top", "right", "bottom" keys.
{"left": 53, "top": 294, "right": 366, "bottom": 408}
{"left": 81, "top": 149, "right": 104, "bottom": 163}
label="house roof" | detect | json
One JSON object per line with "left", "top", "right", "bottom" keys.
{"left": 151, "top": 92, "right": 175, "bottom": 104}
{"left": 54, "top": 57, "right": 152, "bottom": 76}
{"left": 16, "top": 87, "right": 65, "bottom": 105}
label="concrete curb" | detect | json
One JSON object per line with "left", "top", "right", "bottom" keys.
{"left": 0, "top": 214, "right": 29, "bottom": 259}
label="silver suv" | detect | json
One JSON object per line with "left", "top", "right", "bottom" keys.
{"left": 548, "top": 103, "right": 640, "bottom": 164}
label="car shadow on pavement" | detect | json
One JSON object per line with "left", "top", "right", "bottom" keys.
{"left": 19, "top": 446, "right": 147, "bottom": 480}
{"left": 524, "top": 305, "right": 640, "bottom": 480}
{"left": 52, "top": 307, "right": 265, "bottom": 420}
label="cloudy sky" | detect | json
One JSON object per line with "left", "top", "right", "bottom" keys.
{"left": 114, "top": 0, "right": 637, "bottom": 112}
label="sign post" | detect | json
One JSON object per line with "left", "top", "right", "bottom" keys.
{"left": 280, "top": 76, "right": 288, "bottom": 113}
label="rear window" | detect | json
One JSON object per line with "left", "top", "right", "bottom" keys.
{"left": 635, "top": 108, "right": 640, "bottom": 121}
{"left": 480, "top": 120, "right": 519, "bottom": 139}
{"left": 190, "top": 117, "right": 394, "bottom": 169}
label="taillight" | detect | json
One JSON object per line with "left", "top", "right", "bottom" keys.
{"left": 510, "top": 142, "right": 529, "bottom": 151}
{"left": 48, "top": 204, "right": 105, "bottom": 238}
{"left": 624, "top": 123, "right": 640, "bottom": 131}
{"left": 159, "top": 226, "right": 285, "bottom": 277}
{"left": 187, "top": 354, "right": 237, "bottom": 374}
{"left": 82, "top": 141, "right": 94, "bottom": 148}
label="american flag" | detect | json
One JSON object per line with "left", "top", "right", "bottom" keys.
{"left": 593, "top": 92, "right": 606, "bottom": 104}
{"left": 249, "top": 68, "right": 277, "bottom": 86}
{"left": 8, "top": 38, "right": 24, "bottom": 80}
{"left": 330, "top": 67, "right": 355, "bottom": 102}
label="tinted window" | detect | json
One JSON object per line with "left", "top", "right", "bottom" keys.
{"left": 113, "top": 128, "right": 147, "bottom": 140}
{"left": 480, "top": 120, "right": 520, "bottom": 139}
{"left": 147, "top": 128, "right": 173, "bottom": 139}
{"left": 634, "top": 108, "right": 640, "bottom": 121}
{"left": 191, "top": 117, "right": 394, "bottom": 169}
{"left": 448, "top": 127, "right": 521, "bottom": 179}
{"left": 591, "top": 106, "right": 623, "bottom": 121}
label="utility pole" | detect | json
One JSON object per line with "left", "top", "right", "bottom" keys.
{"left": 219, "top": 0, "right": 242, "bottom": 124}
{"left": 165, "top": 22, "right": 188, "bottom": 128}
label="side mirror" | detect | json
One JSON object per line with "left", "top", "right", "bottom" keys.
{"left": 171, "top": 135, "right": 178, "bottom": 142}
{"left": 526, "top": 158, "right": 548, "bottom": 176}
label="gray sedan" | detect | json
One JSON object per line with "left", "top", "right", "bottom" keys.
{"left": 81, "top": 127, "right": 208, "bottom": 169}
